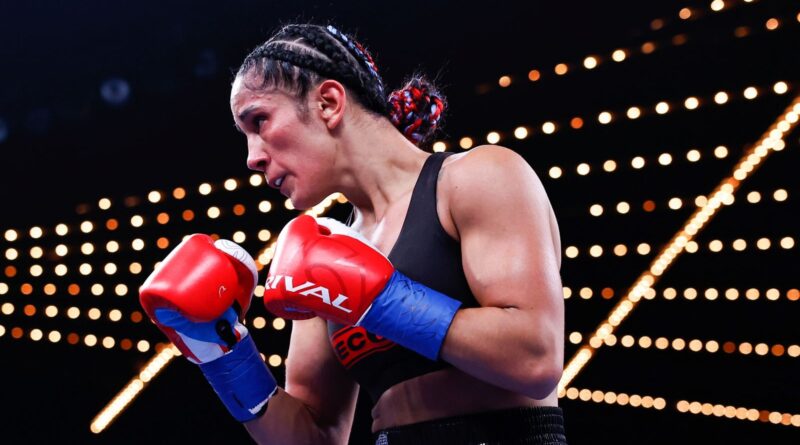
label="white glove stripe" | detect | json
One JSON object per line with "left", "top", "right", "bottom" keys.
{"left": 176, "top": 331, "right": 226, "bottom": 363}
{"left": 214, "top": 239, "right": 259, "bottom": 290}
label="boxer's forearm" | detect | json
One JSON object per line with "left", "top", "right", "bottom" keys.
{"left": 244, "top": 388, "right": 353, "bottom": 445}
{"left": 440, "top": 306, "right": 563, "bottom": 400}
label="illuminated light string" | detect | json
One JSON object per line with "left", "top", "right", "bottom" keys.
{"left": 567, "top": 331, "right": 800, "bottom": 359}
{"left": 2, "top": 232, "right": 275, "bottom": 273}
{"left": 0, "top": 302, "right": 141, "bottom": 322}
{"left": 675, "top": 399, "right": 800, "bottom": 427}
{"left": 559, "top": 386, "right": 667, "bottom": 410}
{"left": 0, "top": 322, "right": 156, "bottom": 353}
{"left": 0, "top": 280, "right": 118, "bottom": 299}
{"left": 547, "top": 145, "right": 736, "bottom": 180}
{"left": 583, "top": 188, "right": 790, "bottom": 216}
{"left": 87, "top": 175, "right": 268, "bottom": 212}
{"left": 491, "top": 7, "right": 795, "bottom": 90}
{"left": 2, "top": 190, "right": 344, "bottom": 247}
{"left": 1, "top": 275, "right": 161, "bottom": 298}
{"left": 0, "top": 279, "right": 133, "bottom": 299}
{"left": 653, "top": 1, "right": 765, "bottom": 30}
{"left": 453, "top": 81, "right": 792, "bottom": 149}
{"left": 2, "top": 181, "right": 280, "bottom": 245}
{"left": 90, "top": 345, "right": 179, "bottom": 434}
{"left": 0, "top": 299, "right": 289, "bottom": 333}
{"left": 561, "top": 286, "right": 800, "bottom": 302}
{"left": 559, "top": 386, "right": 800, "bottom": 428}
{"left": 1, "top": 203, "right": 276, "bottom": 247}
{"left": 1, "top": 228, "right": 280, "bottom": 284}
{"left": 562, "top": 235, "right": 796, "bottom": 259}
{"left": 558, "top": 95, "right": 800, "bottom": 393}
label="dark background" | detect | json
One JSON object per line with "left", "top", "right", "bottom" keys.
{"left": 1, "top": 1, "right": 798, "bottom": 443}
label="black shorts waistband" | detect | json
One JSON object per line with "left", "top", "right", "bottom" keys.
{"left": 373, "top": 406, "right": 567, "bottom": 445}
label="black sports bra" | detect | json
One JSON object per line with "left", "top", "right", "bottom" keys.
{"left": 326, "top": 152, "right": 479, "bottom": 404}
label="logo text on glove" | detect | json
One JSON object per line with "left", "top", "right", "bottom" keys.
{"left": 265, "top": 275, "right": 353, "bottom": 313}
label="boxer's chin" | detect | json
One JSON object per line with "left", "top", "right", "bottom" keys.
{"left": 288, "top": 185, "right": 331, "bottom": 212}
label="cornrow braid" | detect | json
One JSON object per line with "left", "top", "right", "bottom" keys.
{"left": 324, "top": 26, "right": 383, "bottom": 93}
{"left": 236, "top": 23, "right": 447, "bottom": 147}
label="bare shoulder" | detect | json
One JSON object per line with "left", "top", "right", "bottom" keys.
{"left": 439, "top": 145, "right": 547, "bottom": 226}
{"left": 441, "top": 145, "right": 541, "bottom": 193}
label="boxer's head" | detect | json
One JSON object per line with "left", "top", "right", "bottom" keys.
{"left": 230, "top": 24, "right": 448, "bottom": 210}
{"left": 233, "top": 23, "right": 446, "bottom": 147}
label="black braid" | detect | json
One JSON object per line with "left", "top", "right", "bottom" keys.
{"left": 237, "top": 24, "right": 388, "bottom": 115}
{"left": 284, "top": 25, "right": 387, "bottom": 114}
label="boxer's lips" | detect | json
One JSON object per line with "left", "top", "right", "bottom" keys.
{"left": 266, "top": 174, "right": 286, "bottom": 189}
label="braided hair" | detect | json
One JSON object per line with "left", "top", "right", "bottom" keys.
{"left": 236, "top": 24, "right": 446, "bottom": 147}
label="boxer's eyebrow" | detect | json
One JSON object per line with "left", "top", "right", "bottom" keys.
{"left": 234, "top": 106, "right": 258, "bottom": 133}
{"left": 238, "top": 106, "right": 257, "bottom": 123}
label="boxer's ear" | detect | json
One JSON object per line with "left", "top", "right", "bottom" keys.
{"left": 315, "top": 79, "right": 347, "bottom": 130}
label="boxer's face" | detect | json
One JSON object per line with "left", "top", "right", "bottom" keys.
{"left": 230, "top": 72, "right": 338, "bottom": 210}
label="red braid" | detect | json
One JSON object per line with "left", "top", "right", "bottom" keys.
{"left": 387, "top": 78, "right": 445, "bottom": 146}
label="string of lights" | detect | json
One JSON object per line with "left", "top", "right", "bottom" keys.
{"left": 86, "top": 175, "right": 270, "bottom": 213}
{"left": 0, "top": 322, "right": 156, "bottom": 353}
{"left": 548, "top": 145, "right": 735, "bottom": 180}
{"left": 0, "top": 302, "right": 140, "bottom": 321}
{"left": 90, "top": 345, "right": 179, "bottom": 434}
{"left": 2, "top": 183, "right": 347, "bottom": 247}
{"left": 446, "top": 81, "right": 792, "bottom": 149}
{"left": 557, "top": 94, "right": 800, "bottom": 393}
{"left": 2, "top": 230, "right": 272, "bottom": 271}
{"left": 1, "top": 210, "right": 274, "bottom": 245}
{"left": 488, "top": 5, "right": 797, "bottom": 91}
{"left": 560, "top": 386, "right": 667, "bottom": 410}
{"left": 0, "top": 321, "right": 287, "bottom": 364}
{"left": 675, "top": 399, "right": 800, "bottom": 427}
{"left": 584, "top": 188, "right": 790, "bottom": 216}
{"left": 650, "top": 0, "right": 757, "bottom": 31}
{"left": 2, "top": 181, "right": 276, "bottom": 244}
{"left": 562, "top": 235, "right": 796, "bottom": 259}
{"left": 559, "top": 386, "right": 800, "bottom": 428}
{"left": 0, "top": 227, "right": 275, "bottom": 284}
{"left": 566, "top": 332, "right": 800, "bottom": 358}
{"left": 0, "top": 299, "right": 290, "bottom": 338}
{"left": 562, "top": 286, "right": 800, "bottom": 302}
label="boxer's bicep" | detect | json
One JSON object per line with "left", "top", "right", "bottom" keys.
{"left": 446, "top": 146, "right": 563, "bottom": 313}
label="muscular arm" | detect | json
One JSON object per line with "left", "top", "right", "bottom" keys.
{"left": 438, "top": 145, "right": 565, "bottom": 400}
{"left": 244, "top": 318, "right": 359, "bottom": 444}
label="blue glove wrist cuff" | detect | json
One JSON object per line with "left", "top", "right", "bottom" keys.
{"left": 199, "top": 334, "right": 277, "bottom": 422}
{"left": 359, "top": 270, "right": 461, "bottom": 360}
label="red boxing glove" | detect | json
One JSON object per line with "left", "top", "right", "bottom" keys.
{"left": 263, "top": 215, "right": 394, "bottom": 326}
{"left": 263, "top": 215, "right": 462, "bottom": 360}
{"left": 140, "top": 234, "right": 259, "bottom": 363}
